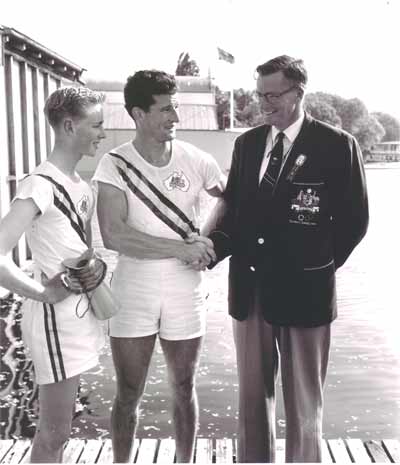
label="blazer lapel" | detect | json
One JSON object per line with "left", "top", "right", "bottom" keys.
{"left": 275, "top": 113, "right": 314, "bottom": 193}
{"left": 247, "top": 124, "right": 270, "bottom": 196}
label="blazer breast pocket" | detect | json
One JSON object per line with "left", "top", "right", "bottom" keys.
{"left": 288, "top": 181, "right": 326, "bottom": 226}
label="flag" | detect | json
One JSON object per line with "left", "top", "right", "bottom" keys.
{"left": 217, "top": 47, "right": 235, "bottom": 64}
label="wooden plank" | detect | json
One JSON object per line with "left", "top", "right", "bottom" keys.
{"left": 135, "top": 438, "right": 158, "bottom": 463}
{"left": 30, "top": 65, "right": 41, "bottom": 166}
{"left": 276, "top": 438, "right": 285, "bottom": 463}
{"left": 1, "top": 439, "right": 30, "bottom": 464}
{"left": 37, "top": 71, "right": 48, "bottom": 164}
{"left": 195, "top": 438, "right": 213, "bottom": 463}
{"left": 0, "top": 52, "right": 12, "bottom": 220}
{"left": 345, "top": 438, "right": 372, "bottom": 463}
{"left": 18, "top": 61, "right": 29, "bottom": 174}
{"left": 382, "top": 439, "right": 400, "bottom": 462}
{"left": 215, "top": 438, "right": 233, "bottom": 463}
{"left": 0, "top": 437, "right": 398, "bottom": 464}
{"left": 25, "top": 65, "right": 37, "bottom": 173}
{"left": 96, "top": 439, "right": 113, "bottom": 464}
{"left": 77, "top": 439, "right": 102, "bottom": 463}
{"left": 11, "top": 58, "right": 24, "bottom": 182}
{"left": 321, "top": 439, "right": 333, "bottom": 463}
{"left": 364, "top": 440, "right": 391, "bottom": 463}
{"left": 328, "top": 439, "right": 352, "bottom": 463}
{"left": 4, "top": 54, "right": 16, "bottom": 177}
{"left": 42, "top": 72, "right": 52, "bottom": 157}
{"left": 156, "top": 438, "right": 175, "bottom": 463}
{"left": 234, "top": 438, "right": 238, "bottom": 463}
{"left": 0, "top": 441, "right": 14, "bottom": 462}
{"left": 130, "top": 439, "right": 140, "bottom": 463}
{"left": 62, "top": 438, "right": 85, "bottom": 463}
{"left": 19, "top": 443, "right": 32, "bottom": 464}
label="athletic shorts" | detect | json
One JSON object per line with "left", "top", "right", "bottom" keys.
{"left": 108, "top": 256, "right": 207, "bottom": 340}
{"left": 21, "top": 294, "right": 105, "bottom": 385}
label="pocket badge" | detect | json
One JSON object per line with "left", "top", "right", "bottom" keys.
{"left": 290, "top": 188, "right": 320, "bottom": 225}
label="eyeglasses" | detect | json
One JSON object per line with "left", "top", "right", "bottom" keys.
{"left": 256, "top": 86, "right": 296, "bottom": 103}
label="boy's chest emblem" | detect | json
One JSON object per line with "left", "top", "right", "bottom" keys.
{"left": 77, "top": 194, "right": 90, "bottom": 216}
{"left": 163, "top": 171, "right": 190, "bottom": 192}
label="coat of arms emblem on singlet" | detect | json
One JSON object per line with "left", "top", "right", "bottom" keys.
{"left": 163, "top": 171, "right": 190, "bottom": 192}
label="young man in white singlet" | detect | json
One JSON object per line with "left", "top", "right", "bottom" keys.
{"left": 93, "top": 70, "right": 225, "bottom": 462}
{"left": 0, "top": 87, "right": 106, "bottom": 463}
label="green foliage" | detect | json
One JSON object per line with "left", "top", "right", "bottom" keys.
{"left": 175, "top": 52, "right": 200, "bottom": 76}
{"left": 372, "top": 112, "right": 400, "bottom": 141}
{"left": 215, "top": 87, "right": 230, "bottom": 129}
{"left": 215, "top": 87, "right": 264, "bottom": 129}
{"left": 305, "top": 92, "right": 385, "bottom": 153}
{"left": 305, "top": 93, "right": 342, "bottom": 127}
{"left": 212, "top": 71, "right": 396, "bottom": 154}
{"left": 352, "top": 115, "right": 385, "bottom": 153}
{"left": 234, "top": 88, "right": 264, "bottom": 128}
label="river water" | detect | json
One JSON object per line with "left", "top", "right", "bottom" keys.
{"left": 1, "top": 164, "right": 400, "bottom": 440}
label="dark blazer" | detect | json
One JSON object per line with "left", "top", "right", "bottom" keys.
{"left": 210, "top": 113, "right": 369, "bottom": 327}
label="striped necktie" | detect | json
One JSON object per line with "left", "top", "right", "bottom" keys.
{"left": 260, "top": 132, "right": 285, "bottom": 192}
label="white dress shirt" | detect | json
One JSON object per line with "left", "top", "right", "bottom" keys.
{"left": 259, "top": 112, "right": 305, "bottom": 184}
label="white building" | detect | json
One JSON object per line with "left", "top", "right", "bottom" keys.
{"left": 367, "top": 141, "right": 400, "bottom": 162}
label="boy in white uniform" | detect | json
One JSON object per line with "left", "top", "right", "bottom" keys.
{"left": 0, "top": 87, "right": 106, "bottom": 462}
{"left": 93, "top": 70, "right": 225, "bottom": 462}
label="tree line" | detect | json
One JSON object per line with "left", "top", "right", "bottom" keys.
{"left": 175, "top": 52, "right": 400, "bottom": 155}
{"left": 216, "top": 88, "right": 400, "bottom": 154}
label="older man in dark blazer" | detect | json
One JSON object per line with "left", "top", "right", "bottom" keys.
{"left": 207, "top": 55, "right": 369, "bottom": 463}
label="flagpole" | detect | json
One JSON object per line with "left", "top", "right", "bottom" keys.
{"left": 216, "top": 46, "right": 235, "bottom": 130}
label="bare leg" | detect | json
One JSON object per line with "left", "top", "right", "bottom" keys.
{"left": 160, "top": 336, "right": 203, "bottom": 463}
{"left": 30, "top": 375, "right": 80, "bottom": 463}
{"left": 110, "top": 335, "right": 156, "bottom": 463}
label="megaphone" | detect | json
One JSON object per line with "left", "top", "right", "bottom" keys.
{"left": 62, "top": 249, "right": 120, "bottom": 320}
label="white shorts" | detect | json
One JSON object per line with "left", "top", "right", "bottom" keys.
{"left": 21, "top": 294, "right": 105, "bottom": 385}
{"left": 109, "top": 256, "right": 207, "bottom": 340}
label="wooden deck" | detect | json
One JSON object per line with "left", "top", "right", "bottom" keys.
{"left": 0, "top": 438, "right": 399, "bottom": 463}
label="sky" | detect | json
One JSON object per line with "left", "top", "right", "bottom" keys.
{"left": 2, "top": 0, "right": 400, "bottom": 120}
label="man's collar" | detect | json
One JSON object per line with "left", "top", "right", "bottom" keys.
{"left": 271, "top": 111, "right": 305, "bottom": 143}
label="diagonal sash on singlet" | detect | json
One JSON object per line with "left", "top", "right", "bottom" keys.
{"left": 109, "top": 152, "right": 200, "bottom": 240}
{"left": 35, "top": 174, "right": 87, "bottom": 245}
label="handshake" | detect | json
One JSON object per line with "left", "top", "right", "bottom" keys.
{"left": 181, "top": 234, "right": 216, "bottom": 271}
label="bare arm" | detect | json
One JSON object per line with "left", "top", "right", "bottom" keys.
{"left": 96, "top": 182, "right": 215, "bottom": 264}
{"left": 85, "top": 220, "right": 93, "bottom": 248}
{"left": 187, "top": 178, "right": 227, "bottom": 270}
{"left": 0, "top": 199, "right": 71, "bottom": 303}
{"left": 199, "top": 176, "right": 227, "bottom": 238}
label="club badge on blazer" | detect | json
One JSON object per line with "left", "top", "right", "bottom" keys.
{"left": 287, "top": 154, "right": 307, "bottom": 182}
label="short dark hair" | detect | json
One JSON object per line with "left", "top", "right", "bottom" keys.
{"left": 124, "top": 70, "right": 177, "bottom": 117}
{"left": 44, "top": 86, "right": 105, "bottom": 128}
{"left": 256, "top": 55, "right": 308, "bottom": 92}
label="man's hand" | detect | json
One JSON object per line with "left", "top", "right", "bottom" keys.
{"left": 181, "top": 235, "right": 216, "bottom": 270}
{"left": 73, "top": 255, "right": 107, "bottom": 292}
{"left": 62, "top": 254, "right": 107, "bottom": 294}
{"left": 41, "top": 254, "right": 107, "bottom": 304}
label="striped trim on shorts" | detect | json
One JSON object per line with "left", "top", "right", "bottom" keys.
{"left": 43, "top": 303, "right": 66, "bottom": 382}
